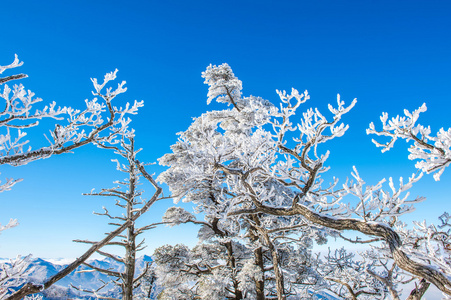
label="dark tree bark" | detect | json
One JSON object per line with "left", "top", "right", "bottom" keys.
{"left": 254, "top": 246, "right": 266, "bottom": 300}
{"left": 406, "top": 279, "right": 430, "bottom": 300}
{"left": 224, "top": 241, "right": 243, "bottom": 300}
{"left": 0, "top": 74, "right": 27, "bottom": 85}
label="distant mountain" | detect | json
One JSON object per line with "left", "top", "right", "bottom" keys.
{"left": 19, "top": 255, "right": 153, "bottom": 299}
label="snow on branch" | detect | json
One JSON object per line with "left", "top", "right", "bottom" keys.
{"left": 0, "top": 255, "right": 35, "bottom": 299}
{"left": 343, "top": 167, "right": 425, "bottom": 223}
{"left": 0, "top": 55, "right": 27, "bottom": 85}
{"left": 202, "top": 63, "right": 243, "bottom": 109}
{"left": 0, "top": 55, "right": 144, "bottom": 168}
{"left": 162, "top": 207, "right": 196, "bottom": 227}
{"left": 0, "top": 174, "right": 22, "bottom": 193}
{"left": 367, "top": 104, "right": 451, "bottom": 181}
{"left": 0, "top": 218, "right": 19, "bottom": 234}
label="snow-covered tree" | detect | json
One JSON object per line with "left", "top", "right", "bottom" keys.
{"left": 199, "top": 63, "right": 451, "bottom": 297}
{"left": 158, "top": 64, "right": 333, "bottom": 299}
{"left": 160, "top": 62, "right": 451, "bottom": 299}
{"left": 72, "top": 136, "right": 163, "bottom": 300}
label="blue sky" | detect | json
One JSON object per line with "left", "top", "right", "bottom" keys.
{"left": 1, "top": 0, "right": 450, "bottom": 259}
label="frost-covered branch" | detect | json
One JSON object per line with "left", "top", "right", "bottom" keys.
{"left": 0, "top": 56, "right": 144, "bottom": 238}
{"left": 368, "top": 104, "right": 451, "bottom": 181}
{"left": 0, "top": 218, "right": 19, "bottom": 234}
{"left": 0, "top": 55, "right": 27, "bottom": 85}
{"left": 0, "top": 57, "right": 142, "bottom": 167}
{"left": 0, "top": 255, "right": 35, "bottom": 299}
{"left": 237, "top": 201, "right": 451, "bottom": 296}
{"left": 73, "top": 136, "right": 162, "bottom": 300}
{"left": 71, "top": 279, "right": 120, "bottom": 300}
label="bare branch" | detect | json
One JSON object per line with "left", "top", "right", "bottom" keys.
{"left": 0, "top": 74, "right": 27, "bottom": 85}
{"left": 82, "top": 262, "right": 122, "bottom": 278}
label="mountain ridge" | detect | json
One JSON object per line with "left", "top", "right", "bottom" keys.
{"left": 3, "top": 255, "right": 153, "bottom": 299}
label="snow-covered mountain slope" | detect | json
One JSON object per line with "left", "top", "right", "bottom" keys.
{"left": 7, "top": 255, "right": 153, "bottom": 299}
{"left": 27, "top": 255, "right": 152, "bottom": 288}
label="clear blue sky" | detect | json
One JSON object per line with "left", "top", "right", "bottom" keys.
{"left": 1, "top": 0, "right": 450, "bottom": 259}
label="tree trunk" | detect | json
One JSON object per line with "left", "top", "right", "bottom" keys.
{"left": 123, "top": 163, "right": 137, "bottom": 300}
{"left": 122, "top": 225, "right": 136, "bottom": 300}
{"left": 254, "top": 246, "right": 265, "bottom": 300}
{"left": 263, "top": 234, "right": 285, "bottom": 300}
{"left": 224, "top": 241, "right": 243, "bottom": 300}
{"left": 250, "top": 215, "right": 265, "bottom": 300}
{"left": 270, "top": 249, "right": 285, "bottom": 300}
